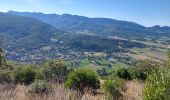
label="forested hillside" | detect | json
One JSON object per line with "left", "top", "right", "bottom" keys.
{"left": 0, "top": 12, "right": 66, "bottom": 48}
{"left": 8, "top": 11, "right": 170, "bottom": 39}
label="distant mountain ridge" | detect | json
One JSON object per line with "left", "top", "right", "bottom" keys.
{"left": 0, "top": 12, "right": 66, "bottom": 48}
{"left": 8, "top": 11, "right": 170, "bottom": 39}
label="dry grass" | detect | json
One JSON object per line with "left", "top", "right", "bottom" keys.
{"left": 0, "top": 84, "right": 105, "bottom": 100}
{"left": 123, "top": 80, "right": 145, "bottom": 100}
{"left": 0, "top": 80, "right": 144, "bottom": 100}
{"left": 0, "top": 84, "right": 27, "bottom": 100}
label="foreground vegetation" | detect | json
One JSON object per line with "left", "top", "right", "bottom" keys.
{"left": 0, "top": 48, "right": 170, "bottom": 100}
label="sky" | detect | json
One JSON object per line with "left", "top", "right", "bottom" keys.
{"left": 0, "top": 0, "right": 170, "bottom": 27}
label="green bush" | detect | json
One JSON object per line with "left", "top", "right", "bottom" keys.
{"left": 143, "top": 51, "right": 170, "bottom": 99}
{"left": 13, "top": 67, "right": 43, "bottom": 85}
{"left": 103, "top": 77, "right": 123, "bottom": 99}
{"left": 135, "top": 60, "right": 159, "bottom": 74}
{"left": 35, "top": 69, "right": 44, "bottom": 80}
{"left": 130, "top": 69, "right": 147, "bottom": 80}
{"left": 143, "top": 67, "right": 170, "bottom": 100}
{"left": 0, "top": 70, "right": 12, "bottom": 83}
{"left": 28, "top": 79, "right": 52, "bottom": 94}
{"left": 43, "top": 60, "right": 68, "bottom": 82}
{"left": 0, "top": 48, "right": 6, "bottom": 69}
{"left": 117, "top": 68, "right": 131, "bottom": 80}
{"left": 97, "top": 68, "right": 107, "bottom": 76}
{"left": 65, "top": 69, "right": 100, "bottom": 92}
{"left": 128, "top": 60, "right": 161, "bottom": 80}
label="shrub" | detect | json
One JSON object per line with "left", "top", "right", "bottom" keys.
{"left": 103, "top": 77, "right": 123, "bottom": 99}
{"left": 35, "top": 69, "right": 44, "bottom": 80}
{"left": 13, "top": 67, "right": 43, "bottom": 85}
{"left": 28, "top": 79, "right": 52, "bottom": 94}
{"left": 65, "top": 69, "right": 100, "bottom": 92}
{"left": 97, "top": 68, "right": 107, "bottom": 76}
{"left": 128, "top": 60, "right": 161, "bottom": 80}
{"left": 143, "top": 67, "right": 170, "bottom": 100}
{"left": 0, "top": 70, "right": 12, "bottom": 83}
{"left": 43, "top": 60, "right": 68, "bottom": 82}
{"left": 135, "top": 60, "right": 160, "bottom": 74}
{"left": 117, "top": 68, "right": 131, "bottom": 80}
{"left": 130, "top": 69, "right": 147, "bottom": 80}
{"left": 0, "top": 48, "right": 6, "bottom": 69}
{"left": 143, "top": 51, "right": 170, "bottom": 99}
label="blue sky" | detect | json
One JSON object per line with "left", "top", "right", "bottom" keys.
{"left": 0, "top": 0, "right": 170, "bottom": 26}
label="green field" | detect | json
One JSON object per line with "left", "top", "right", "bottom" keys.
{"left": 75, "top": 58, "right": 130, "bottom": 73}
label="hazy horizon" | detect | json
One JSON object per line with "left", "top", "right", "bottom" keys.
{"left": 1, "top": 10, "right": 169, "bottom": 28}
{"left": 0, "top": 0, "right": 170, "bottom": 27}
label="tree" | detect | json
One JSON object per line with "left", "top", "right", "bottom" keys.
{"left": 65, "top": 69, "right": 100, "bottom": 92}
{"left": 13, "top": 67, "right": 43, "bottom": 85}
{"left": 103, "top": 77, "right": 123, "bottom": 99}
{"left": 132, "top": 70, "right": 147, "bottom": 80}
{"left": 117, "top": 68, "right": 131, "bottom": 80}
{"left": 43, "top": 60, "right": 68, "bottom": 83}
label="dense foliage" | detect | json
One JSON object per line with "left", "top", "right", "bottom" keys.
{"left": 65, "top": 69, "right": 100, "bottom": 92}
{"left": 28, "top": 79, "right": 52, "bottom": 94}
{"left": 103, "top": 77, "right": 123, "bottom": 99}
{"left": 143, "top": 51, "right": 170, "bottom": 99}
{"left": 43, "top": 60, "right": 68, "bottom": 82}
{"left": 0, "top": 12, "right": 65, "bottom": 48}
{"left": 131, "top": 69, "right": 147, "bottom": 80}
{"left": 58, "top": 34, "right": 146, "bottom": 53}
{"left": 0, "top": 70, "right": 12, "bottom": 83}
{"left": 115, "top": 60, "right": 160, "bottom": 81}
{"left": 12, "top": 67, "right": 43, "bottom": 84}
{"left": 0, "top": 48, "right": 6, "bottom": 69}
{"left": 117, "top": 68, "right": 131, "bottom": 80}
{"left": 143, "top": 67, "right": 170, "bottom": 99}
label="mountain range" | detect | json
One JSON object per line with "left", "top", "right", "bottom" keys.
{"left": 0, "top": 11, "right": 169, "bottom": 62}
{"left": 0, "top": 11, "right": 147, "bottom": 52}
{"left": 7, "top": 11, "right": 170, "bottom": 39}
{"left": 0, "top": 11, "right": 169, "bottom": 50}
{"left": 0, "top": 12, "right": 66, "bottom": 48}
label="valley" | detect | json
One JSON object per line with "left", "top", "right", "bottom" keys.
{"left": 0, "top": 11, "right": 169, "bottom": 75}
{"left": 1, "top": 0, "right": 170, "bottom": 99}
{"left": 0, "top": 10, "right": 170, "bottom": 100}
